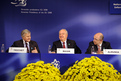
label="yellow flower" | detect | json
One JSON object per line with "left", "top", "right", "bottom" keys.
{"left": 62, "top": 56, "right": 121, "bottom": 81}
{"left": 14, "top": 57, "right": 121, "bottom": 81}
{"left": 14, "top": 60, "right": 62, "bottom": 81}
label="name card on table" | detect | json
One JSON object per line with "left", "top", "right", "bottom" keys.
{"left": 57, "top": 48, "right": 74, "bottom": 54}
{"left": 9, "top": 47, "right": 27, "bottom": 53}
{"left": 103, "top": 49, "right": 121, "bottom": 55}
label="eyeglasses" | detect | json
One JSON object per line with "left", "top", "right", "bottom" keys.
{"left": 93, "top": 38, "right": 100, "bottom": 41}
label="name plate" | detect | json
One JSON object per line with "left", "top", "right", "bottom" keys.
{"left": 103, "top": 49, "right": 121, "bottom": 55}
{"left": 9, "top": 47, "right": 27, "bottom": 53}
{"left": 57, "top": 48, "right": 74, "bottom": 54}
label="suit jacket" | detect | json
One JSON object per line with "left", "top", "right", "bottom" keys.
{"left": 51, "top": 39, "right": 81, "bottom": 54}
{"left": 85, "top": 41, "right": 112, "bottom": 54}
{"left": 6, "top": 39, "right": 40, "bottom": 53}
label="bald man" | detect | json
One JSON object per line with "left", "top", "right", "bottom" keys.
{"left": 85, "top": 33, "right": 112, "bottom": 54}
{"left": 51, "top": 29, "right": 82, "bottom": 54}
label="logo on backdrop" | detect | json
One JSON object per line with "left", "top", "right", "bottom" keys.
{"left": 51, "top": 59, "right": 60, "bottom": 69}
{"left": 11, "top": 0, "right": 27, "bottom": 7}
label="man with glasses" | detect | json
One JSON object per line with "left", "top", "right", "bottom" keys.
{"left": 85, "top": 33, "right": 112, "bottom": 54}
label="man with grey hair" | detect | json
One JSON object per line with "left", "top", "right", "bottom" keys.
{"left": 51, "top": 29, "right": 81, "bottom": 54}
{"left": 6, "top": 29, "right": 40, "bottom": 53}
{"left": 85, "top": 32, "right": 112, "bottom": 54}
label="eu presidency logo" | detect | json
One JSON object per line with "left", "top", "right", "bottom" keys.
{"left": 11, "top": 0, "right": 27, "bottom": 7}
{"left": 51, "top": 59, "right": 60, "bottom": 69}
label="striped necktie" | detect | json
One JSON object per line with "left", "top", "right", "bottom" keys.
{"left": 26, "top": 43, "right": 29, "bottom": 53}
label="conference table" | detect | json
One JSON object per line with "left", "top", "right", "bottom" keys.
{"left": 0, "top": 53, "right": 121, "bottom": 81}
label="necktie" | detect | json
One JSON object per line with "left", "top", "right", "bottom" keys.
{"left": 26, "top": 43, "right": 29, "bottom": 53}
{"left": 63, "top": 42, "right": 65, "bottom": 48}
{"left": 97, "top": 45, "right": 101, "bottom": 53}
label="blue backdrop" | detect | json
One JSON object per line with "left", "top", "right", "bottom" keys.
{"left": 1, "top": 0, "right": 121, "bottom": 53}
{"left": 0, "top": 0, "right": 121, "bottom": 81}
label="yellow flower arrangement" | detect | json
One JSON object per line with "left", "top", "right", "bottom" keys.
{"left": 62, "top": 56, "right": 121, "bottom": 81}
{"left": 14, "top": 60, "right": 62, "bottom": 81}
{"left": 14, "top": 56, "right": 121, "bottom": 81}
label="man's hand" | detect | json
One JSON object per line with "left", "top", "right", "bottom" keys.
{"left": 51, "top": 51, "right": 56, "bottom": 53}
{"left": 32, "top": 47, "right": 38, "bottom": 53}
{"left": 97, "top": 51, "right": 103, "bottom": 54}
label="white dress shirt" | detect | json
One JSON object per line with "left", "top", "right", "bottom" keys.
{"left": 23, "top": 40, "right": 30, "bottom": 52}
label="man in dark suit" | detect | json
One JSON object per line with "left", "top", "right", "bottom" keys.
{"left": 85, "top": 33, "right": 112, "bottom": 54}
{"left": 51, "top": 29, "right": 81, "bottom": 54}
{"left": 6, "top": 29, "right": 40, "bottom": 53}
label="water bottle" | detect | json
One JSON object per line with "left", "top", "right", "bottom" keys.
{"left": 48, "top": 45, "right": 51, "bottom": 53}
{"left": 91, "top": 46, "right": 96, "bottom": 54}
{"left": 1, "top": 44, "right": 5, "bottom": 53}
